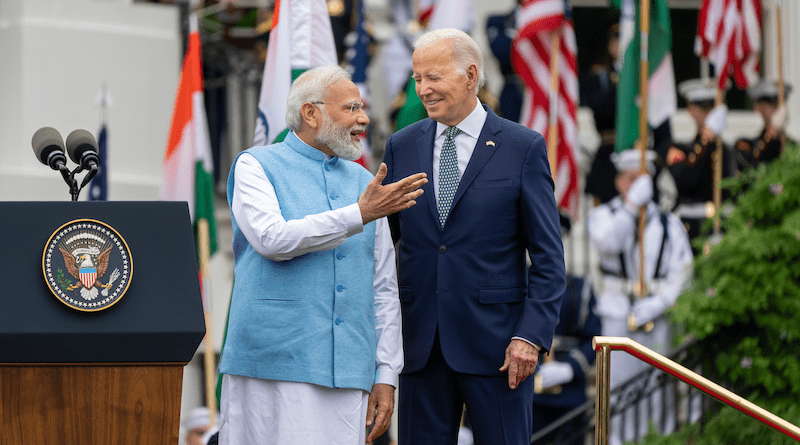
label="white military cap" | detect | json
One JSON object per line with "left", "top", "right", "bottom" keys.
{"left": 678, "top": 78, "right": 720, "bottom": 105}
{"left": 611, "top": 149, "right": 657, "bottom": 175}
{"left": 746, "top": 78, "right": 792, "bottom": 101}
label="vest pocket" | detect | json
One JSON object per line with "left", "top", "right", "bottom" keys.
{"left": 478, "top": 287, "right": 524, "bottom": 304}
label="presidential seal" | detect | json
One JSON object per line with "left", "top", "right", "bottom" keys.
{"left": 42, "top": 219, "right": 133, "bottom": 312}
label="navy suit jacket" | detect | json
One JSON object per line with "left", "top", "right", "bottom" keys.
{"left": 384, "top": 106, "right": 567, "bottom": 376}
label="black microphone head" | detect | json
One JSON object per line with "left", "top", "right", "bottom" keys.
{"left": 66, "top": 129, "right": 99, "bottom": 169}
{"left": 31, "top": 127, "right": 67, "bottom": 170}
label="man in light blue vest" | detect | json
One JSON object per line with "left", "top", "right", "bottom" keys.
{"left": 219, "top": 65, "right": 428, "bottom": 445}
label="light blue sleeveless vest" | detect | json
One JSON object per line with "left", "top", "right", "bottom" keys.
{"left": 220, "top": 131, "right": 377, "bottom": 391}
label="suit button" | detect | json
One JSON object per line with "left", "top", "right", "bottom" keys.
{"left": 336, "top": 285, "right": 344, "bottom": 292}
{"left": 335, "top": 318, "right": 342, "bottom": 325}
{"left": 336, "top": 252, "right": 344, "bottom": 260}
{"left": 330, "top": 193, "right": 337, "bottom": 200}
{"left": 439, "top": 245, "right": 447, "bottom": 253}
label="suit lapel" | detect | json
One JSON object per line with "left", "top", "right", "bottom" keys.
{"left": 450, "top": 107, "right": 503, "bottom": 210}
{"left": 415, "top": 120, "right": 440, "bottom": 228}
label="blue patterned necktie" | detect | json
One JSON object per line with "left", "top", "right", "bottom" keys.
{"left": 438, "top": 126, "right": 462, "bottom": 228}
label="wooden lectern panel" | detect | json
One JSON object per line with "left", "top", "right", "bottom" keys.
{"left": 0, "top": 365, "right": 184, "bottom": 445}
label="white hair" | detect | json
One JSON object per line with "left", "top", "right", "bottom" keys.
{"left": 285, "top": 65, "right": 352, "bottom": 131}
{"left": 413, "top": 28, "right": 485, "bottom": 94}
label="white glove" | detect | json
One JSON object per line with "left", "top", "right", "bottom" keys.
{"left": 771, "top": 104, "right": 787, "bottom": 131}
{"left": 201, "top": 426, "right": 219, "bottom": 445}
{"left": 625, "top": 174, "right": 653, "bottom": 208}
{"left": 631, "top": 296, "right": 669, "bottom": 326}
{"left": 536, "top": 360, "right": 574, "bottom": 388}
{"left": 704, "top": 104, "right": 728, "bottom": 136}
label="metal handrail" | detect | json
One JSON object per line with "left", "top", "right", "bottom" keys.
{"left": 593, "top": 336, "right": 800, "bottom": 444}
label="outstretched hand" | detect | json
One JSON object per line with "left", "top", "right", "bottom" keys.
{"left": 359, "top": 163, "right": 427, "bottom": 224}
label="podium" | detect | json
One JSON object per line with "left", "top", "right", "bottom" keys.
{"left": 0, "top": 202, "right": 206, "bottom": 444}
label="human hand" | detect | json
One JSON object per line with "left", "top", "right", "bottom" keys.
{"left": 536, "top": 360, "right": 574, "bottom": 388}
{"left": 666, "top": 146, "right": 686, "bottom": 166}
{"left": 359, "top": 163, "right": 427, "bottom": 224}
{"left": 365, "top": 383, "right": 394, "bottom": 443}
{"left": 626, "top": 174, "right": 653, "bottom": 208}
{"left": 704, "top": 104, "right": 728, "bottom": 136}
{"left": 771, "top": 104, "right": 787, "bottom": 131}
{"left": 630, "top": 295, "right": 668, "bottom": 327}
{"left": 499, "top": 339, "right": 539, "bottom": 389}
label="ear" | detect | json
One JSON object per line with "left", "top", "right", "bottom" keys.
{"left": 465, "top": 63, "right": 479, "bottom": 91}
{"left": 301, "top": 102, "right": 322, "bottom": 130}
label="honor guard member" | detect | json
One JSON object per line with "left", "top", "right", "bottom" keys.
{"left": 666, "top": 78, "right": 735, "bottom": 242}
{"left": 587, "top": 149, "right": 693, "bottom": 445}
{"left": 531, "top": 274, "right": 602, "bottom": 445}
{"left": 734, "top": 79, "right": 793, "bottom": 170}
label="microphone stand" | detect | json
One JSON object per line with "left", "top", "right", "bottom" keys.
{"left": 58, "top": 164, "right": 80, "bottom": 202}
{"left": 62, "top": 164, "right": 99, "bottom": 202}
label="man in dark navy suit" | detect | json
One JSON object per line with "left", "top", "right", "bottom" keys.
{"left": 383, "top": 28, "right": 567, "bottom": 445}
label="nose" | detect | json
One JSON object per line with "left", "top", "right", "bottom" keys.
{"left": 357, "top": 109, "right": 370, "bottom": 125}
{"left": 416, "top": 79, "right": 431, "bottom": 97}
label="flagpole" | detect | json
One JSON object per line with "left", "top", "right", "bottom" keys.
{"left": 627, "top": 0, "right": 654, "bottom": 332}
{"left": 775, "top": 0, "right": 786, "bottom": 154}
{"left": 198, "top": 218, "right": 218, "bottom": 426}
{"left": 100, "top": 83, "right": 108, "bottom": 127}
{"left": 712, "top": 87, "right": 723, "bottom": 237}
{"left": 539, "top": 22, "right": 562, "bottom": 383}
{"left": 636, "top": 0, "right": 650, "bottom": 300}
{"left": 547, "top": 30, "right": 561, "bottom": 180}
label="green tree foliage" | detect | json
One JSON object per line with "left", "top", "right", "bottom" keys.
{"left": 639, "top": 142, "right": 800, "bottom": 444}
{"left": 636, "top": 397, "right": 800, "bottom": 445}
{"left": 671, "top": 141, "right": 800, "bottom": 397}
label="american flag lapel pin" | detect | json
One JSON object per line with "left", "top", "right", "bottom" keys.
{"left": 486, "top": 140, "right": 495, "bottom": 147}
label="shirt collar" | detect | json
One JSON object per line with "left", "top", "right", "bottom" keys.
{"left": 284, "top": 130, "right": 332, "bottom": 163}
{"left": 435, "top": 101, "right": 487, "bottom": 139}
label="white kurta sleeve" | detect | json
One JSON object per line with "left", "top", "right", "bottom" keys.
{"left": 372, "top": 216, "right": 403, "bottom": 388}
{"left": 231, "top": 153, "right": 365, "bottom": 261}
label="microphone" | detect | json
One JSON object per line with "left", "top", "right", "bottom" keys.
{"left": 66, "top": 129, "right": 100, "bottom": 170}
{"left": 31, "top": 127, "right": 67, "bottom": 170}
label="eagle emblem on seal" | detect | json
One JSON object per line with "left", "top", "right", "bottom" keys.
{"left": 59, "top": 243, "right": 118, "bottom": 301}
{"left": 43, "top": 219, "right": 132, "bottom": 312}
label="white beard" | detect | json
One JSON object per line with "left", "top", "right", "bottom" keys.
{"left": 316, "top": 112, "right": 364, "bottom": 161}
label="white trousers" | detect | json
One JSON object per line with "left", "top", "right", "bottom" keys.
{"left": 219, "top": 374, "right": 369, "bottom": 445}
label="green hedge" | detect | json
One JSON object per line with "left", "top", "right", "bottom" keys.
{"left": 639, "top": 142, "right": 800, "bottom": 444}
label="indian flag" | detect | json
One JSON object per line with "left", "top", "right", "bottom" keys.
{"left": 160, "top": 14, "right": 217, "bottom": 257}
{"left": 253, "top": 0, "right": 337, "bottom": 146}
{"left": 614, "top": 0, "right": 677, "bottom": 153}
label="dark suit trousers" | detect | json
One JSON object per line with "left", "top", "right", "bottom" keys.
{"left": 398, "top": 332, "right": 534, "bottom": 445}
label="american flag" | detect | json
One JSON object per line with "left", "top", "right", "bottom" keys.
{"left": 695, "top": 0, "right": 762, "bottom": 90}
{"left": 510, "top": 0, "right": 579, "bottom": 220}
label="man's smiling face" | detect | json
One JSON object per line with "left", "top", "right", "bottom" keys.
{"left": 412, "top": 41, "right": 477, "bottom": 127}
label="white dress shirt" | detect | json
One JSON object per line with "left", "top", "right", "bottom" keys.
{"left": 230, "top": 152, "right": 403, "bottom": 387}
{"left": 432, "top": 101, "right": 487, "bottom": 202}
